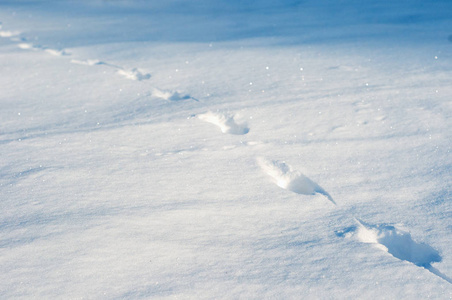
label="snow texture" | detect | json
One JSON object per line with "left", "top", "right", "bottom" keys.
{"left": 0, "top": 0, "right": 451, "bottom": 298}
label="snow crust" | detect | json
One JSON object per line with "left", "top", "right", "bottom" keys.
{"left": 0, "top": 0, "right": 451, "bottom": 298}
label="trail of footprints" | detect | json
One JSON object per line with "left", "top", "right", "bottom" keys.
{"left": 1, "top": 21, "right": 450, "bottom": 285}
{"left": 257, "top": 158, "right": 450, "bottom": 283}
{"left": 0, "top": 24, "right": 151, "bottom": 81}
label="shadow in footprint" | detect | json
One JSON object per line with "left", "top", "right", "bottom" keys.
{"left": 336, "top": 220, "right": 451, "bottom": 284}
{"left": 258, "top": 158, "right": 335, "bottom": 205}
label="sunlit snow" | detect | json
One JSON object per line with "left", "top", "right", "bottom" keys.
{"left": 1, "top": 0, "right": 451, "bottom": 298}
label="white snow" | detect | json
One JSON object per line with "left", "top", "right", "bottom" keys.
{"left": 0, "top": 0, "right": 451, "bottom": 298}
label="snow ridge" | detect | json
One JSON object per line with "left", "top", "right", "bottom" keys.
{"left": 0, "top": 26, "right": 151, "bottom": 80}
{"left": 1, "top": 8, "right": 451, "bottom": 298}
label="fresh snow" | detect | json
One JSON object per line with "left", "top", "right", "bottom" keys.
{"left": 0, "top": 0, "right": 451, "bottom": 299}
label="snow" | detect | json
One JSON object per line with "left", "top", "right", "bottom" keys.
{"left": 1, "top": 0, "right": 451, "bottom": 298}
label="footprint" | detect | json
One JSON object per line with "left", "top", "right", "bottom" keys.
{"left": 0, "top": 30, "right": 20, "bottom": 38}
{"left": 257, "top": 158, "right": 335, "bottom": 204}
{"left": 17, "top": 43, "right": 37, "bottom": 50}
{"left": 151, "top": 88, "right": 194, "bottom": 102}
{"left": 336, "top": 220, "right": 451, "bottom": 284}
{"left": 17, "top": 42, "right": 69, "bottom": 56}
{"left": 72, "top": 57, "right": 150, "bottom": 81}
{"left": 44, "top": 48, "right": 70, "bottom": 56}
{"left": 198, "top": 111, "right": 249, "bottom": 135}
{"left": 70, "top": 59, "right": 124, "bottom": 70}
{"left": 117, "top": 68, "right": 151, "bottom": 81}
{"left": 71, "top": 59, "right": 104, "bottom": 66}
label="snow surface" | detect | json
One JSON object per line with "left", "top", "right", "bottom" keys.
{"left": 1, "top": 0, "right": 451, "bottom": 298}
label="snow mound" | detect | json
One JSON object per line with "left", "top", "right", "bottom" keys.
{"left": 198, "top": 111, "right": 249, "bottom": 135}
{"left": 117, "top": 68, "right": 151, "bottom": 81}
{"left": 258, "top": 158, "right": 335, "bottom": 204}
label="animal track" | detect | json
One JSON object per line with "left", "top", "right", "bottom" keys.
{"left": 198, "top": 111, "right": 249, "bottom": 135}
{"left": 258, "top": 158, "right": 335, "bottom": 204}
{"left": 336, "top": 220, "right": 451, "bottom": 284}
